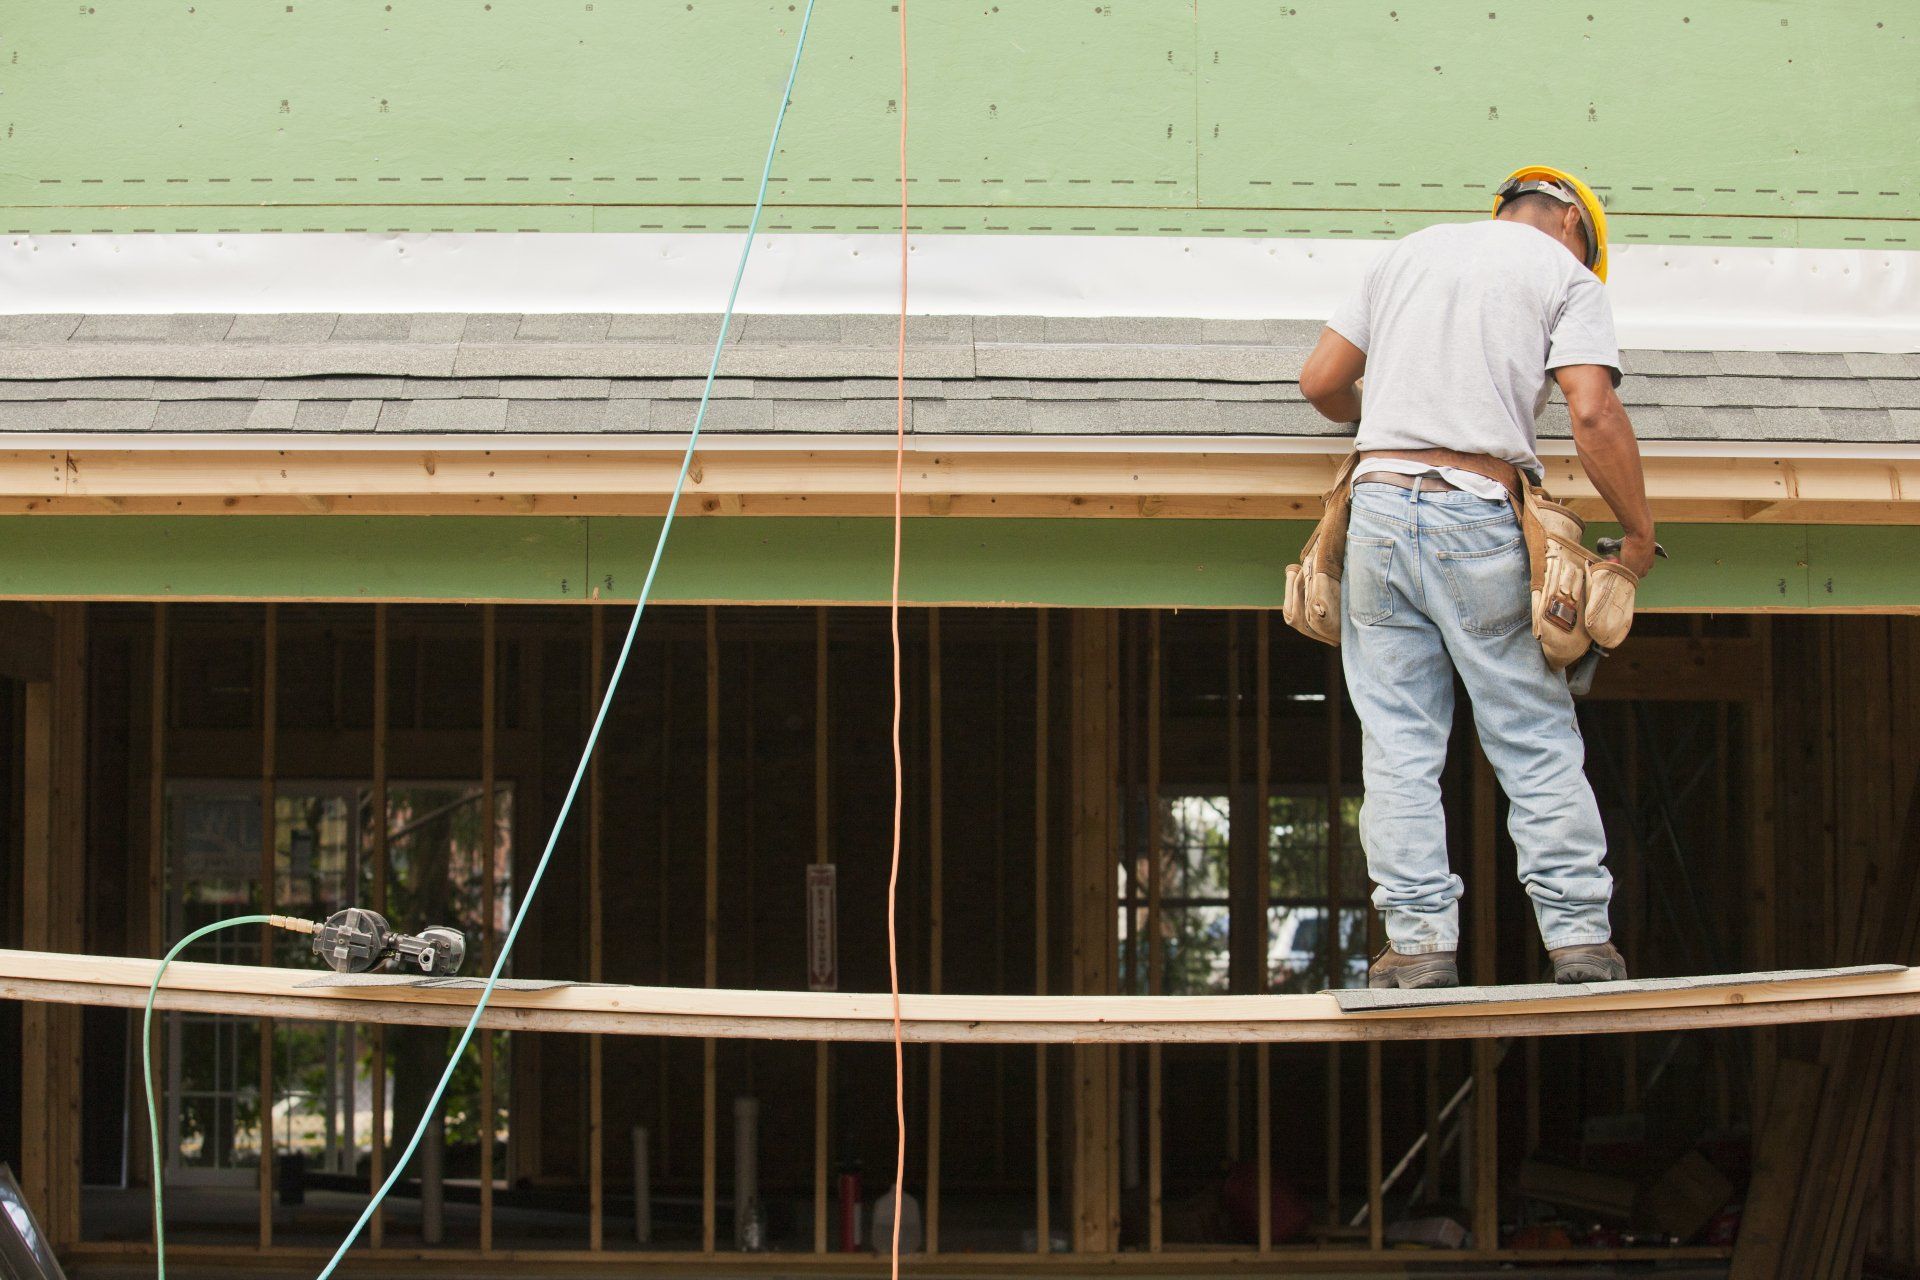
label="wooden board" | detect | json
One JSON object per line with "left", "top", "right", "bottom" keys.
{"left": 1330, "top": 965, "right": 1905, "bottom": 1012}
{"left": 14, "top": 447, "right": 1920, "bottom": 527}
{"left": 5, "top": 950, "right": 1915, "bottom": 1044}
{"left": 60, "top": 1238, "right": 1735, "bottom": 1274}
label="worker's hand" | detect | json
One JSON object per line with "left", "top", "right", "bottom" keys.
{"left": 1614, "top": 532, "right": 1657, "bottom": 579}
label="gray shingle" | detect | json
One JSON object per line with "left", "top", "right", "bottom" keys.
{"left": 406, "top": 315, "right": 468, "bottom": 343}
{"left": 401, "top": 377, "right": 504, "bottom": 399}
{"left": 149, "top": 400, "right": 257, "bottom": 432}
{"left": 971, "top": 316, "right": 1047, "bottom": 344}
{"left": 244, "top": 400, "right": 301, "bottom": 432}
{"left": 452, "top": 342, "right": 971, "bottom": 379}
{"left": 1709, "top": 350, "right": 1792, "bottom": 377}
{"left": 0, "top": 400, "right": 158, "bottom": 432}
{"left": 377, "top": 399, "right": 511, "bottom": 433}
{"left": 1845, "top": 353, "right": 1920, "bottom": 378}
{"left": 1620, "top": 376, "right": 1795, "bottom": 408}
{"left": 505, "top": 400, "right": 611, "bottom": 433}
{"left": 912, "top": 399, "right": 1032, "bottom": 434}
{"left": 0, "top": 316, "right": 83, "bottom": 342}
{"left": 151, "top": 379, "right": 268, "bottom": 401}
{"left": 742, "top": 377, "right": 954, "bottom": 401}
{"left": 770, "top": 399, "right": 902, "bottom": 433}
{"left": 833, "top": 315, "right": 975, "bottom": 346}
{"left": 735, "top": 314, "right": 844, "bottom": 342}
{"left": 515, "top": 314, "right": 613, "bottom": 342}
{"left": 1262, "top": 319, "right": 1329, "bottom": 346}
{"left": 668, "top": 377, "right": 765, "bottom": 398}
{"left": 1787, "top": 378, "right": 1881, "bottom": 409}
{"left": 1540, "top": 404, "right": 1778, "bottom": 441}
{"left": 1620, "top": 349, "right": 1716, "bottom": 376}
{"left": 600, "top": 400, "right": 654, "bottom": 433}
{"left": 258, "top": 377, "right": 405, "bottom": 400}
{"left": 1028, "top": 379, "right": 1194, "bottom": 402}
{"left": 0, "top": 313, "right": 1908, "bottom": 447}
{"left": 291, "top": 401, "right": 350, "bottom": 432}
{"left": 328, "top": 314, "right": 414, "bottom": 342}
{"left": 605, "top": 314, "right": 730, "bottom": 342}
{"left": 228, "top": 315, "right": 339, "bottom": 343}
{"left": 1869, "top": 379, "right": 1920, "bottom": 409}
{"left": 644, "top": 399, "right": 775, "bottom": 433}
{"left": 0, "top": 378, "right": 158, "bottom": 401}
{"left": 72, "top": 315, "right": 234, "bottom": 342}
{"left": 1027, "top": 399, "right": 1227, "bottom": 435}
{"left": 1177, "top": 319, "right": 1273, "bottom": 345}
{"left": 1775, "top": 353, "right": 1855, "bottom": 377}
{"left": 459, "top": 315, "right": 525, "bottom": 342}
{"left": 0, "top": 343, "right": 458, "bottom": 379}
{"left": 340, "top": 400, "right": 385, "bottom": 433}
{"left": 1752, "top": 407, "right": 1898, "bottom": 441}
{"left": 498, "top": 378, "right": 612, "bottom": 400}
{"left": 976, "top": 342, "right": 1302, "bottom": 382}
{"left": 929, "top": 377, "right": 1028, "bottom": 400}
{"left": 1213, "top": 402, "right": 1339, "bottom": 435}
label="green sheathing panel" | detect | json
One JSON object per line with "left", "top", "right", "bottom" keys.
{"left": 0, "top": 517, "right": 586, "bottom": 601}
{"left": 6, "top": 1, "right": 1911, "bottom": 246}
{"left": 1805, "top": 527, "right": 1920, "bottom": 610}
{"left": 2, "top": 517, "right": 1918, "bottom": 612}
{"left": 594, "top": 518, "right": 1298, "bottom": 608}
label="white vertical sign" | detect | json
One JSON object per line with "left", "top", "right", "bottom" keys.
{"left": 806, "top": 864, "right": 838, "bottom": 992}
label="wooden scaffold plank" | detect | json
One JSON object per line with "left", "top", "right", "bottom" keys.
{"left": 2, "top": 949, "right": 1911, "bottom": 1043}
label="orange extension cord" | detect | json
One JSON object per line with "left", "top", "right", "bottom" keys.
{"left": 886, "top": 1, "right": 909, "bottom": 1279}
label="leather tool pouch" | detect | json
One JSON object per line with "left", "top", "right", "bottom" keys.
{"left": 1584, "top": 559, "right": 1641, "bottom": 651}
{"left": 1522, "top": 490, "right": 1649, "bottom": 670}
{"left": 1524, "top": 490, "right": 1597, "bottom": 671}
{"left": 1284, "top": 452, "right": 1646, "bottom": 668}
{"left": 1283, "top": 453, "right": 1360, "bottom": 647}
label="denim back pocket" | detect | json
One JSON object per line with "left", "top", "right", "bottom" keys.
{"left": 1435, "top": 536, "right": 1530, "bottom": 637}
{"left": 1345, "top": 535, "right": 1394, "bottom": 626}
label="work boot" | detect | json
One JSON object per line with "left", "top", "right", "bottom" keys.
{"left": 1549, "top": 941, "right": 1628, "bottom": 984}
{"left": 1367, "top": 947, "right": 1459, "bottom": 990}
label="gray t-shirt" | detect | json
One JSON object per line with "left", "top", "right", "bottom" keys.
{"left": 1327, "top": 219, "right": 1620, "bottom": 478}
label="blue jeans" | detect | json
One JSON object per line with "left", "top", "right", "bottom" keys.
{"left": 1340, "top": 481, "right": 1613, "bottom": 955}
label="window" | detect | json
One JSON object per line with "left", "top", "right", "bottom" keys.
{"left": 1267, "top": 791, "right": 1369, "bottom": 993}
{"left": 1119, "top": 794, "right": 1233, "bottom": 995}
{"left": 163, "top": 779, "right": 513, "bottom": 1184}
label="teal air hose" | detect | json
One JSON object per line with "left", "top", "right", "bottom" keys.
{"left": 140, "top": 6, "right": 822, "bottom": 1273}
{"left": 142, "top": 914, "right": 273, "bottom": 1278}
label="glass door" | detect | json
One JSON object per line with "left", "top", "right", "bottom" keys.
{"left": 270, "top": 786, "right": 371, "bottom": 1178}
{"left": 163, "top": 783, "right": 266, "bottom": 1187}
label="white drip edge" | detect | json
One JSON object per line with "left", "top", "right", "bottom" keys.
{"left": 2, "top": 233, "right": 1916, "bottom": 354}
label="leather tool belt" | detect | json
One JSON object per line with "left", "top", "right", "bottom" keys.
{"left": 1282, "top": 449, "right": 1642, "bottom": 671}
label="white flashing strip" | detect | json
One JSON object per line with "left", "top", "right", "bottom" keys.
{"left": 16, "top": 432, "right": 1920, "bottom": 463}
{"left": 4, "top": 233, "right": 1916, "bottom": 354}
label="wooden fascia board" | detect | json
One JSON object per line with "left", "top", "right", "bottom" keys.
{"left": 5, "top": 440, "right": 1920, "bottom": 523}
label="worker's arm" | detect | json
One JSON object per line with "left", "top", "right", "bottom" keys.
{"left": 1299, "top": 328, "right": 1367, "bottom": 425}
{"left": 1555, "top": 364, "right": 1656, "bottom": 578}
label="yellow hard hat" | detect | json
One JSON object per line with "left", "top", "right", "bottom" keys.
{"left": 1492, "top": 165, "right": 1609, "bottom": 283}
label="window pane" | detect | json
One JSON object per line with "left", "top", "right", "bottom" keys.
{"left": 1121, "top": 794, "right": 1228, "bottom": 997}
{"left": 1268, "top": 794, "right": 1330, "bottom": 903}
{"left": 1266, "top": 905, "right": 1372, "bottom": 991}
{"left": 1267, "top": 790, "right": 1371, "bottom": 991}
{"left": 1163, "top": 905, "right": 1232, "bottom": 995}
{"left": 1160, "top": 795, "right": 1231, "bottom": 900}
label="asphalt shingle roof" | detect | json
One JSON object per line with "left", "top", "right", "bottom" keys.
{"left": 0, "top": 314, "right": 1914, "bottom": 444}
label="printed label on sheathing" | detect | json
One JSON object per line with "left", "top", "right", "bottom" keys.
{"left": 806, "top": 864, "right": 838, "bottom": 992}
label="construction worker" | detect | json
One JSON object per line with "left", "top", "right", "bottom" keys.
{"left": 1296, "top": 166, "right": 1655, "bottom": 989}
